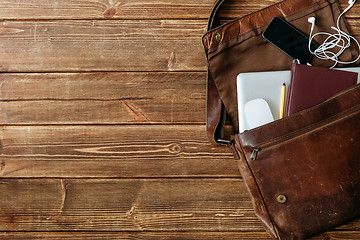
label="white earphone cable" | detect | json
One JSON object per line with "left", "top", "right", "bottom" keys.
{"left": 308, "top": 0, "right": 360, "bottom": 68}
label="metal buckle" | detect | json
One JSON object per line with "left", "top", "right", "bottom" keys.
{"left": 216, "top": 138, "right": 232, "bottom": 145}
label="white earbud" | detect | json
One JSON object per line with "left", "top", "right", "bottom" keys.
{"left": 308, "top": 17, "right": 315, "bottom": 32}
{"left": 307, "top": 0, "right": 360, "bottom": 68}
{"left": 307, "top": 17, "right": 315, "bottom": 24}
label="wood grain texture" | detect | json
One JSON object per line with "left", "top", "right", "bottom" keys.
{"left": 0, "top": 178, "right": 262, "bottom": 231}
{"left": 221, "top": 0, "right": 360, "bottom": 19}
{"left": 1, "top": 0, "right": 360, "bottom": 238}
{"left": 0, "top": 20, "right": 359, "bottom": 72}
{"left": 0, "top": 0, "right": 214, "bottom": 20}
{"left": 0, "top": 0, "right": 357, "bottom": 20}
{"left": 0, "top": 232, "right": 273, "bottom": 240}
{"left": 0, "top": 231, "right": 360, "bottom": 240}
{"left": 0, "top": 125, "right": 236, "bottom": 178}
{"left": 0, "top": 72, "right": 206, "bottom": 124}
{"left": 0, "top": 20, "right": 206, "bottom": 72}
{"left": 0, "top": 178, "right": 359, "bottom": 233}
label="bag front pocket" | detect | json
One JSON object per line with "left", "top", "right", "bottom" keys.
{"left": 233, "top": 85, "right": 360, "bottom": 239}
{"left": 248, "top": 103, "right": 360, "bottom": 161}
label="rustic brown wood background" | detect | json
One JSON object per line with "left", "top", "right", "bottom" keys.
{"left": 0, "top": 0, "right": 359, "bottom": 239}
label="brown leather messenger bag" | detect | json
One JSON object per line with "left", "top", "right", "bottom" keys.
{"left": 203, "top": 0, "right": 360, "bottom": 239}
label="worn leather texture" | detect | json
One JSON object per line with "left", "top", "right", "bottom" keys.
{"left": 205, "top": 0, "right": 228, "bottom": 144}
{"left": 233, "top": 84, "right": 360, "bottom": 239}
{"left": 204, "top": 0, "right": 360, "bottom": 239}
{"left": 206, "top": 68, "right": 227, "bottom": 144}
{"left": 286, "top": 63, "right": 358, "bottom": 116}
{"left": 204, "top": 0, "right": 359, "bottom": 140}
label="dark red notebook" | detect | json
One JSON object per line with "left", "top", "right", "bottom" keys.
{"left": 285, "top": 63, "right": 358, "bottom": 116}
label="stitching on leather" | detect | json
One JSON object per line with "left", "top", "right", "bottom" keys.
{"left": 271, "top": 110, "right": 360, "bottom": 154}
{"left": 205, "top": 0, "right": 326, "bottom": 37}
{"left": 255, "top": 104, "right": 360, "bottom": 149}
{"left": 240, "top": 85, "right": 360, "bottom": 147}
{"left": 235, "top": 135, "right": 281, "bottom": 239}
{"left": 205, "top": 0, "right": 347, "bottom": 130}
{"left": 246, "top": 84, "right": 360, "bottom": 133}
{"left": 207, "top": 1, "right": 334, "bottom": 59}
{"left": 236, "top": 107, "right": 360, "bottom": 239}
{"left": 204, "top": 0, "right": 335, "bottom": 50}
{"left": 236, "top": 103, "right": 359, "bottom": 238}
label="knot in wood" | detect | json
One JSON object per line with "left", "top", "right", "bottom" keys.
{"left": 103, "top": 7, "right": 117, "bottom": 19}
{"left": 168, "top": 143, "right": 182, "bottom": 154}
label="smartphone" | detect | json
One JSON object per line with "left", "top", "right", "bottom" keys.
{"left": 263, "top": 17, "right": 317, "bottom": 64}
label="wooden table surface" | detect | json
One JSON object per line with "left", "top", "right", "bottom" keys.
{"left": 0, "top": 0, "right": 359, "bottom": 239}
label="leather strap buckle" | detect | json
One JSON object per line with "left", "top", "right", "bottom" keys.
{"left": 216, "top": 138, "right": 232, "bottom": 145}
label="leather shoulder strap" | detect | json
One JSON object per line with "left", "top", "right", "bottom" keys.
{"left": 207, "top": 0, "right": 226, "bottom": 30}
{"left": 206, "top": 0, "right": 232, "bottom": 145}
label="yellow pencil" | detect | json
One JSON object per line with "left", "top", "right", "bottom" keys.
{"left": 279, "top": 83, "right": 286, "bottom": 119}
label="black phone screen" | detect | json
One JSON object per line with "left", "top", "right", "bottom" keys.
{"left": 263, "top": 17, "right": 317, "bottom": 64}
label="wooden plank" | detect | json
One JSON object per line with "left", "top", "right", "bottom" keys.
{"left": 0, "top": 178, "right": 359, "bottom": 232}
{"left": 0, "top": 125, "right": 237, "bottom": 178}
{"left": 0, "top": 20, "right": 206, "bottom": 72}
{"left": 0, "top": 0, "right": 214, "bottom": 20}
{"left": 0, "top": 0, "right": 357, "bottom": 20}
{"left": 0, "top": 72, "right": 206, "bottom": 124}
{"left": 1, "top": 231, "right": 360, "bottom": 240}
{"left": 0, "top": 178, "right": 263, "bottom": 231}
{"left": 0, "top": 20, "right": 359, "bottom": 72}
{"left": 221, "top": 0, "right": 360, "bottom": 19}
{"left": 0, "top": 231, "right": 272, "bottom": 240}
